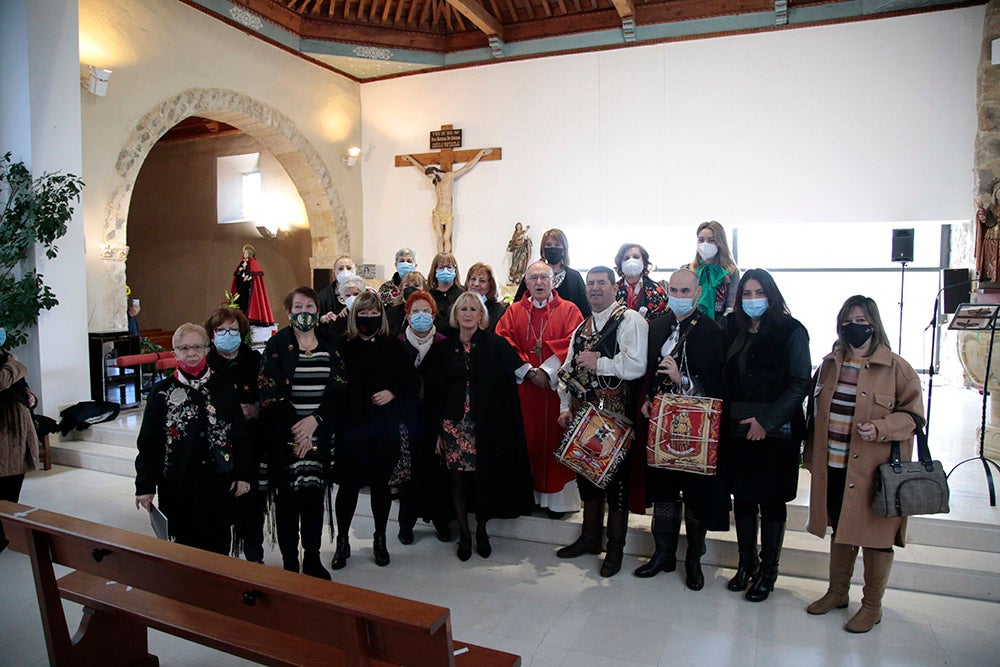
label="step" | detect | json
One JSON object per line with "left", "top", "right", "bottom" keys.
{"left": 49, "top": 441, "right": 136, "bottom": 477}
{"left": 357, "top": 508, "right": 1000, "bottom": 603}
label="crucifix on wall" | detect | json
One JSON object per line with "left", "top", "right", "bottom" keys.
{"left": 395, "top": 125, "right": 502, "bottom": 253}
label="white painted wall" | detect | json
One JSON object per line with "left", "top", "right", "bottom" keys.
{"left": 360, "top": 7, "right": 983, "bottom": 280}
{"left": 0, "top": 0, "right": 90, "bottom": 414}
{"left": 78, "top": 0, "right": 363, "bottom": 326}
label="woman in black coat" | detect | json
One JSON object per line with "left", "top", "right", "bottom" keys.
{"left": 331, "top": 291, "right": 419, "bottom": 570}
{"left": 424, "top": 292, "right": 535, "bottom": 561}
{"left": 722, "top": 268, "right": 811, "bottom": 602}
{"left": 205, "top": 306, "right": 265, "bottom": 563}
{"left": 136, "top": 323, "right": 252, "bottom": 556}
{"left": 259, "top": 287, "right": 343, "bottom": 579}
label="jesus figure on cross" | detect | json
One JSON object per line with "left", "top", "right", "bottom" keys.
{"left": 401, "top": 147, "right": 493, "bottom": 253}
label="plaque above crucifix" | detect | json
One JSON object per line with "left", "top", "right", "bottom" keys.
{"left": 395, "top": 124, "right": 502, "bottom": 253}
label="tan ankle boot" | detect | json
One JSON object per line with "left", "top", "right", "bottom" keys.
{"left": 845, "top": 548, "right": 893, "bottom": 633}
{"left": 807, "top": 542, "right": 858, "bottom": 615}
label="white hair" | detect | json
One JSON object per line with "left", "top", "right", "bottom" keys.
{"left": 338, "top": 274, "right": 367, "bottom": 297}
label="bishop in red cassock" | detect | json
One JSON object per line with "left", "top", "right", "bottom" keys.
{"left": 496, "top": 261, "right": 584, "bottom": 513}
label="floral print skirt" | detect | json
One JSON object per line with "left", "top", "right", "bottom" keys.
{"left": 440, "top": 417, "right": 476, "bottom": 471}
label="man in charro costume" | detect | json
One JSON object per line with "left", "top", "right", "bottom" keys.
{"left": 634, "top": 268, "right": 728, "bottom": 590}
{"left": 556, "top": 266, "right": 647, "bottom": 577}
{"left": 496, "top": 261, "right": 584, "bottom": 517}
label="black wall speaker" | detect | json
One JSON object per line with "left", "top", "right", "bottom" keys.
{"left": 892, "top": 228, "right": 914, "bottom": 263}
{"left": 942, "top": 268, "right": 971, "bottom": 315}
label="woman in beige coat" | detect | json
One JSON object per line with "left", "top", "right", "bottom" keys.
{"left": 804, "top": 295, "right": 923, "bottom": 633}
{"left": 1, "top": 340, "right": 41, "bottom": 553}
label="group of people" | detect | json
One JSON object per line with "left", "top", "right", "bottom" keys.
{"left": 133, "top": 222, "right": 924, "bottom": 635}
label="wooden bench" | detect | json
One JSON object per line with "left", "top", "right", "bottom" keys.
{"left": 0, "top": 501, "right": 520, "bottom": 666}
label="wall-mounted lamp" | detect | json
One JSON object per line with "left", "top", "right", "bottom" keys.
{"left": 82, "top": 65, "right": 112, "bottom": 96}
{"left": 256, "top": 224, "right": 289, "bottom": 240}
{"left": 341, "top": 146, "right": 362, "bottom": 167}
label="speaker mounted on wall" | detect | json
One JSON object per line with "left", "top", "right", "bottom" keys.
{"left": 892, "top": 228, "right": 914, "bottom": 263}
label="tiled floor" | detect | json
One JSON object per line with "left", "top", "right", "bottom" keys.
{"left": 2, "top": 384, "right": 999, "bottom": 665}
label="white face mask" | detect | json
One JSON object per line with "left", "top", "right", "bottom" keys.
{"left": 343, "top": 295, "right": 357, "bottom": 310}
{"left": 697, "top": 243, "right": 718, "bottom": 261}
{"left": 621, "top": 257, "right": 644, "bottom": 278}
{"left": 336, "top": 269, "right": 356, "bottom": 284}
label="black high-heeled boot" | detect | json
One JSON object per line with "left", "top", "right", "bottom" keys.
{"left": 745, "top": 520, "right": 785, "bottom": 602}
{"left": 634, "top": 501, "right": 681, "bottom": 578}
{"left": 727, "top": 513, "right": 759, "bottom": 592}
{"left": 457, "top": 530, "right": 472, "bottom": 562}
{"left": 600, "top": 509, "right": 628, "bottom": 578}
{"left": 683, "top": 509, "right": 707, "bottom": 591}
{"left": 330, "top": 535, "right": 351, "bottom": 570}
{"left": 557, "top": 499, "right": 604, "bottom": 558}
{"left": 475, "top": 521, "right": 492, "bottom": 558}
{"left": 373, "top": 532, "right": 390, "bottom": 567}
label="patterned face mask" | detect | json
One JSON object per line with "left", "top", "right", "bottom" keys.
{"left": 291, "top": 311, "right": 317, "bottom": 331}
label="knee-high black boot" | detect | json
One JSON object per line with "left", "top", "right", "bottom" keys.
{"left": 556, "top": 499, "right": 604, "bottom": 558}
{"left": 727, "top": 513, "right": 759, "bottom": 591}
{"left": 300, "top": 493, "right": 331, "bottom": 580}
{"left": 683, "top": 508, "right": 707, "bottom": 591}
{"left": 600, "top": 509, "right": 628, "bottom": 578}
{"left": 745, "top": 520, "right": 785, "bottom": 602}
{"left": 274, "top": 490, "right": 301, "bottom": 572}
{"left": 633, "top": 501, "right": 681, "bottom": 578}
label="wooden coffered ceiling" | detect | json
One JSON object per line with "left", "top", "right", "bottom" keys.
{"left": 186, "top": 0, "right": 982, "bottom": 80}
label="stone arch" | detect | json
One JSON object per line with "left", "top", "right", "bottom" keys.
{"left": 97, "top": 88, "right": 348, "bottom": 331}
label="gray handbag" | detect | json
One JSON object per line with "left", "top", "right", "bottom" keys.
{"left": 872, "top": 412, "right": 950, "bottom": 517}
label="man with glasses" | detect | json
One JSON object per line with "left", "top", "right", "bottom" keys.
{"left": 496, "top": 261, "right": 584, "bottom": 519}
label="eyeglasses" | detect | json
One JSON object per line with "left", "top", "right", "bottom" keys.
{"left": 214, "top": 328, "right": 240, "bottom": 335}
{"left": 175, "top": 344, "right": 209, "bottom": 353}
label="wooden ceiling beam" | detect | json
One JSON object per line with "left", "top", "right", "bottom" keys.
{"left": 443, "top": 0, "right": 505, "bottom": 37}
{"left": 504, "top": 0, "right": 518, "bottom": 22}
{"left": 521, "top": 0, "right": 535, "bottom": 20}
{"left": 609, "top": 0, "right": 634, "bottom": 19}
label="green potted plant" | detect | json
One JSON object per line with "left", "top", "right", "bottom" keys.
{"left": 0, "top": 152, "right": 83, "bottom": 348}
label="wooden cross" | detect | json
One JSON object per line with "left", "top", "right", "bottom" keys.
{"left": 395, "top": 125, "right": 503, "bottom": 253}
{"left": 393, "top": 124, "right": 502, "bottom": 171}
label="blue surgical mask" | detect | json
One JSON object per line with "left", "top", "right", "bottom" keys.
{"left": 396, "top": 261, "right": 415, "bottom": 279}
{"left": 213, "top": 330, "right": 241, "bottom": 353}
{"left": 410, "top": 311, "right": 433, "bottom": 332}
{"left": 668, "top": 296, "right": 695, "bottom": 317}
{"left": 0, "top": 327, "right": 6, "bottom": 347}
{"left": 477, "top": 293, "right": 487, "bottom": 304}
{"left": 435, "top": 268, "right": 456, "bottom": 285}
{"left": 742, "top": 297, "right": 769, "bottom": 319}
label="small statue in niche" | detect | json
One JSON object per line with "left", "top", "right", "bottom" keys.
{"left": 976, "top": 182, "right": 1000, "bottom": 285}
{"left": 507, "top": 222, "right": 532, "bottom": 285}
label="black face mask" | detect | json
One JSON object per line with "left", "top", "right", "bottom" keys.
{"left": 357, "top": 315, "right": 382, "bottom": 337}
{"left": 403, "top": 286, "right": 418, "bottom": 301}
{"left": 543, "top": 247, "right": 565, "bottom": 265}
{"left": 842, "top": 322, "right": 874, "bottom": 349}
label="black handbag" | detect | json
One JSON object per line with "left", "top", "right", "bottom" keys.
{"left": 872, "top": 412, "right": 950, "bottom": 517}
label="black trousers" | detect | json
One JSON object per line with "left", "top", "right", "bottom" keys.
{"left": 0, "top": 474, "right": 25, "bottom": 543}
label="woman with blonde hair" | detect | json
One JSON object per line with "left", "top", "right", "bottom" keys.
{"left": 427, "top": 252, "right": 464, "bottom": 337}
{"left": 804, "top": 295, "right": 923, "bottom": 633}
{"left": 688, "top": 221, "right": 740, "bottom": 320}
{"left": 424, "top": 292, "right": 534, "bottom": 560}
